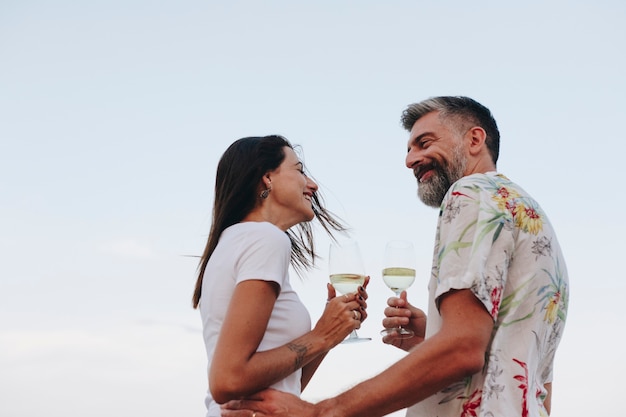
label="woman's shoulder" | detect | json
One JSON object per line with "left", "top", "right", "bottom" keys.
{"left": 226, "top": 221, "right": 290, "bottom": 245}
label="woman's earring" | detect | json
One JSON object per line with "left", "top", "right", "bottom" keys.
{"left": 260, "top": 187, "right": 271, "bottom": 199}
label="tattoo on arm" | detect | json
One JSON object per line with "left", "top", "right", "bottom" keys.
{"left": 287, "top": 343, "right": 308, "bottom": 370}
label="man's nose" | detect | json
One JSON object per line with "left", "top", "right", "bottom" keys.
{"left": 406, "top": 148, "right": 421, "bottom": 169}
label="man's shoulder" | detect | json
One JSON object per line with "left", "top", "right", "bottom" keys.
{"left": 446, "top": 172, "right": 533, "bottom": 208}
{"left": 452, "top": 172, "right": 526, "bottom": 193}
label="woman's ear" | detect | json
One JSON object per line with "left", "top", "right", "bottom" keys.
{"left": 262, "top": 172, "right": 272, "bottom": 188}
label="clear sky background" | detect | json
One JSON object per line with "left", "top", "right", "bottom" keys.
{"left": 1, "top": 1, "right": 624, "bottom": 416}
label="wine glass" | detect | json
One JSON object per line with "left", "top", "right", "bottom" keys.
{"left": 328, "top": 240, "right": 371, "bottom": 343}
{"left": 380, "top": 240, "right": 416, "bottom": 339}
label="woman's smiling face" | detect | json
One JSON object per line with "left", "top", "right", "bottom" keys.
{"left": 265, "top": 146, "right": 319, "bottom": 230}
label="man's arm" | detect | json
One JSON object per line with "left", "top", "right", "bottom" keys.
{"left": 316, "top": 289, "right": 493, "bottom": 417}
{"left": 222, "top": 288, "right": 493, "bottom": 417}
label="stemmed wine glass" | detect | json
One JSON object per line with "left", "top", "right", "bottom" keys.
{"left": 328, "top": 240, "right": 371, "bottom": 343}
{"left": 380, "top": 240, "right": 416, "bottom": 339}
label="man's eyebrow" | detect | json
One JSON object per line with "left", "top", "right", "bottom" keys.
{"left": 411, "top": 132, "right": 431, "bottom": 144}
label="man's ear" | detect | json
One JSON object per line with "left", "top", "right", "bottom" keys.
{"left": 467, "top": 126, "right": 487, "bottom": 156}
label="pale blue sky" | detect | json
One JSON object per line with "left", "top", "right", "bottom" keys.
{"left": 1, "top": 1, "right": 624, "bottom": 416}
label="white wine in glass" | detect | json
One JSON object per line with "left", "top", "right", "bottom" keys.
{"left": 380, "top": 240, "right": 416, "bottom": 339}
{"left": 329, "top": 273, "right": 366, "bottom": 296}
{"left": 329, "top": 240, "right": 370, "bottom": 343}
{"left": 382, "top": 267, "right": 416, "bottom": 294}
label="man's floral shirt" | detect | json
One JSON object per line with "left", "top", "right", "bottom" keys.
{"left": 407, "top": 172, "right": 569, "bottom": 417}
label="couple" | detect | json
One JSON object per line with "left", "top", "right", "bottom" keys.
{"left": 192, "top": 96, "right": 570, "bottom": 417}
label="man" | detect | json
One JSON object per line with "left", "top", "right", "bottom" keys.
{"left": 222, "top": 96, "right": 569, "bottom": 417}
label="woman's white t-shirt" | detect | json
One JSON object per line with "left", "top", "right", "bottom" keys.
{"left": 199, "top": 221, "right": 312, "bottom": 417}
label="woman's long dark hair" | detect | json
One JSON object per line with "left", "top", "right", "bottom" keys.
{"left": 192, "top": 135, "right": 346, "bottom": 308}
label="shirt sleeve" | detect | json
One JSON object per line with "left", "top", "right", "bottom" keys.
{"left": 235, "top": 224, "right": 292, "bottom": 289}
{"left": 434, "top": 178, "right": 516, "bottom": 320}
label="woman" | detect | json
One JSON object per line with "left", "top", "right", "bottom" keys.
{"left": 192, "top": 135, "right": 368, "bottom": 417}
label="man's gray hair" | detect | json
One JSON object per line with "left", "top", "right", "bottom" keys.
{"left": 400, "top": 96, "right": 501, "bottom": 164}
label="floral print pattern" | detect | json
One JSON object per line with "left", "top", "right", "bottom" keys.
{"left": 407, "top": 173, "right": 569, "bottom": 417}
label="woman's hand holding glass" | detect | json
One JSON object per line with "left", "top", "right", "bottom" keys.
{"left": 312, "top": 280, "right": 369, "bottom": 348}
{"left": 328, "top": 240, "right": 371, "bottom": 343}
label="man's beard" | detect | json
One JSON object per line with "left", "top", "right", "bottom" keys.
{"left": 417, "top": 145, "right": 467, "bottom": 208}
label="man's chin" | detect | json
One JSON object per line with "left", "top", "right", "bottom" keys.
{"left": 418, "top": 186, "right": 444, "bottom": 208}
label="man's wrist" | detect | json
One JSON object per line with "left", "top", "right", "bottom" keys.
{"left": 315, "top": 397, "right": 343, "bottom": 417}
